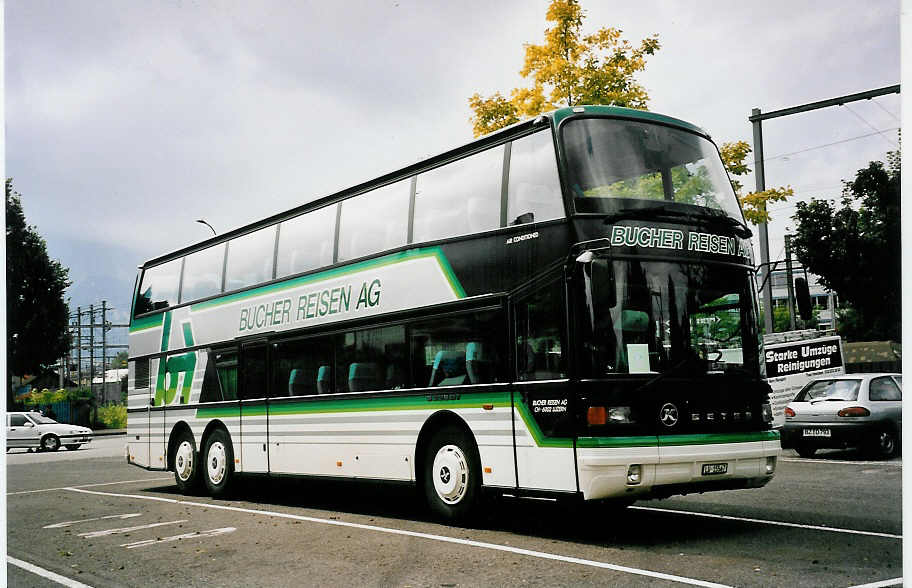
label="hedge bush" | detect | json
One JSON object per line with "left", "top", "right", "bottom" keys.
{"left": 97, "top": 404, "right": 127, "bottom": 429}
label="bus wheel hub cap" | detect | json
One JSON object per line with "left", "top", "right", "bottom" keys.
{"left": 208, "top": 442, "right": 226, "bottom": 484}
{"left": 176, "top": 441, "right": 193, "bottom": 481}
{"left": 432, "top": 445, "right": 468, "bottom": 505}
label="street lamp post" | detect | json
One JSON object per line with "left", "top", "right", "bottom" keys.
{"left": 196, "top": 219, "right": 217, "bottom": 236}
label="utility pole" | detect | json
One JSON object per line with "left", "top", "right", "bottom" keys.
{"left": 751, "top": 108, "right": 774, "bottom": 334}
{"left": 785, "top": 235, "right": 797, "bottom": 331}
{"left": 76, "top": 307, "right": 83, "bottom": 387}
{"left": 749, "top": 84, "right": 899, "bottom": 336}
{"left": 102, "top": 300, "right": 107, "bottom": 404}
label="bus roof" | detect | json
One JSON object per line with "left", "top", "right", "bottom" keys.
{"left": 140, "top": 105, "right": 709, "bottom": 268}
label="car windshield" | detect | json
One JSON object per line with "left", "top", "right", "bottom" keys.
{"left": 29, "top": 414, "right": 58, "bottom": 424}
{"left": 578, "top": 256, "right": 762, "bottom": 376}
{"left": 795, "top": 379, "right": 861, "bottom": 402}
{"left": 561, "top": 118, "right": 744, "bottom": 220}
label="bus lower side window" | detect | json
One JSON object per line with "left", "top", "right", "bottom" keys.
{"left": 272, "top": 338, "right": 333, "bottom": 397}
{"left": 516, "top": 281, "right": 566, "bottom": 381}
{"left": 241, "top": 345, "right": 267, "bottom": 400}
{"left": 410, "top": 311, "right": 503, "bottom": 388}
{"left": 335, "top": 326, "right": 407, "bottom": 393}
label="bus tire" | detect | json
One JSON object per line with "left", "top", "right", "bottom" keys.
{"left": 422, "top": 426, "right": 481, "bottom": 523}
{"left": 202, "top": 428, "right": 234, "bottom": 497}
{"left": 172, "top": 429, "right": 201, "bottom": 494}
{"left": 41, "top": 434, "right": 61, "bottom": 452}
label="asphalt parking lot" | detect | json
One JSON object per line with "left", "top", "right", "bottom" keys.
{"left": 6, "top": 436, "right": 902, "bottom": 587}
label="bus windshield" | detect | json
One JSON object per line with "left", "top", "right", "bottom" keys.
{"left": 579, "top": 256, "right": 761, "bottom": 377}
{"left": 562, "top": 118, "right": 743, "bottom": 220}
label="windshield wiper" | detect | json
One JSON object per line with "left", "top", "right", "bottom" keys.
{"left": 706, "top": 214, "right": 753, "bottom": 238}
{"left": 602, "top": 208, "right": 690, "bottom": 225}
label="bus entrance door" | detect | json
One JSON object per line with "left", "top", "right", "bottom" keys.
{"left": 239, "top": 342, "right": 269, "bottom": 473}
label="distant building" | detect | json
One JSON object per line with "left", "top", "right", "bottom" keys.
{"left": 92, "top": 368, "right": 129, "bottom": 404}
{"left": 767, "top": 265, "right": 838, "bottom": 330}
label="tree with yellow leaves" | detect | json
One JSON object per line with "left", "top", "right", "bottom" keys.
{"left": 469, "top": 0, "right": 789, "bottom": 224}
{"left": 468, "top": 0, "right": 659, "bottom": 137}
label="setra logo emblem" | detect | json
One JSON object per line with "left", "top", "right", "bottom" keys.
{"left": 659, "top": 403, "right": 679, "bottom": 427}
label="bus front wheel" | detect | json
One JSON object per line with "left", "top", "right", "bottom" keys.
{"left": 202, "top": 428, "right": 234, "bottom": 497}
{"left": 422, "top": 426, "right": 481, "bottom": 523}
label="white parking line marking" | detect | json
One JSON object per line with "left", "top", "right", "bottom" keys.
{"left": 44, "top": 513, "right": 142, "bottom": 529}
{"left": 8, "top": 477, "right": 172, "bottom": 495}
{"left": 631, "top": 506, "right": 902, "bottom": 540}
{"left": 846, "top": 578, "right": 904, "bottom": 588}
{"left": 78, "top": 519, "right": 188, "bottom": 538}
{"left": 8, "top": 556, "right": 95, "bottom": 588}
{"left": 120, "top": 527, "right": 236, "bottom": 549}
{"left": 65, "top": 488, "right": 730, "bottom": 588}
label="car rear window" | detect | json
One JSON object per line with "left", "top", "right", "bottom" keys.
{"left": 795, "top": 379, "right": 861, "bottom": 402}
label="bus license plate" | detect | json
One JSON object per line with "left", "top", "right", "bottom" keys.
{"left": 802, "top": 428, "right": 831, "bottom": 438}
{"left": 701, "top": 463, "right": 728, "bottom": 476}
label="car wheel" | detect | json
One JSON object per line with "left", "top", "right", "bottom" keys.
{"left": 202, "top": 428, "right": 234, "bottom": 497}
{"left": 795, "top": 445, "right": 817, "bottom": 458}
{"left": 65, "top": 444, "right": 82, "bottom": 451}
{"left": 871, "top": 429, "right": 898, "bottom": 459}
{"left": 173, "top": 430, "right": 201, "bottom": 494}
{"left": 41, "top": 435, "right": 61, "bottom": 452}
{"left": 422, "top": 426, "right": 481, "bottom": 523}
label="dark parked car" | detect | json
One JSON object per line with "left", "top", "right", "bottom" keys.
{"left": 780, "top": 374, "right": 901, "bottom": 458}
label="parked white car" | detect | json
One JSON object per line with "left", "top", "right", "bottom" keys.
{"left": 6, "top": 412, "right": 93, "bottom": 452}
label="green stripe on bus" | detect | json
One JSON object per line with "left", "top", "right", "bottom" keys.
{"left": 577, "top": 436, "right": 657, "bottom": 448}
{"left": 190, "top": 247, "right": 464, "bottom": 312}
{"left": 577, "top": 430, "right": 778, "bottom": 448}
{"left": 129, "top": 313, "right": 164, "bottom": 333}
{"left": 513, "top": 399, "right": 573, "bottom": 449}
{"left": 658, "top": 430, "right": 780, "bottom": 446}
{"left": 194, "top": 391, "right": 511, "bottom": 420}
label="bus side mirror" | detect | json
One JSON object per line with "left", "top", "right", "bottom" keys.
{"left": 795, "top": 277, "right": 812, "bottom": 321}
{"left": 592, "top": 259, "right": 616, "bottom": 309}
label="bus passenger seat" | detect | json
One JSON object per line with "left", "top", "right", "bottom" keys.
{"left": 466, "top": 342, "right": 492, "bottom": 384}
{"left": 429, "top": 350, "right": 468, "bottom": 387}
{"left": 288, "top": 368, "right": 307, "bottom": 396}
{"left": 316, "top": 365, "right": 331, "bottom": 394}
{"left": 349, "top": 362, "right": 380, "bottom": 392}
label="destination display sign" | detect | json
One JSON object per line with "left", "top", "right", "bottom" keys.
{"left": 608, "top": 224, "right": 752, "bottom": 261}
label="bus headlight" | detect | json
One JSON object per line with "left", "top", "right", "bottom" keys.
{"left": 609, "top": 406, "right": 633, "bottom": 424}
{"left": 762, "top": 403, "right": 773, "bottom": 424}
{"left": 627, "top": 464, "right": 642, "bottom": 484}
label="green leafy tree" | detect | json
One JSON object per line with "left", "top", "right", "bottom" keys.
{"left": 110, "top": 350, "right": 129, "bottom": 369}
{"left": 6, "top": 179, "right": 71, "bottom": 406}
{"left": 791, "top": 151, "right": 901, "bottom": 341}
{"left": 469, "top": 0, "right": 659, "bottom": 137}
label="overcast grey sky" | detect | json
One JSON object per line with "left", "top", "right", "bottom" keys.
{"left": 5, "top": 0, "right": 902, "bottom": 323}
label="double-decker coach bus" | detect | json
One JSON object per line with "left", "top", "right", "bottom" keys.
{"left": 127, "top": 105, "right": 779, "bottom": 521}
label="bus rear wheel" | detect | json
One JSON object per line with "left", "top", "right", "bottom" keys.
{"left": 172, "top": 430, "right": 201, "bottom": 494}
{"left": 422, "top": 427, "right": 481, "bottom": 523}
{"left": 202, "top": 428, "right": 235, "bottom": 497}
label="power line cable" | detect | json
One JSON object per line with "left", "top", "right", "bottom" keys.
{"left": 841, "top": 103, "right": 898, "bottom": 148}
{"left": 871, "top": 98, "right": 900, "bottom": 122}
{"left": 742, "top": 127, "right": 899, "bottom": 170}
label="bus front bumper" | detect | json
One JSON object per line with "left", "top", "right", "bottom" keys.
{"left": 576, "top": 438, "right": 781, "bottom": 501}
